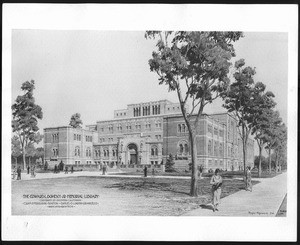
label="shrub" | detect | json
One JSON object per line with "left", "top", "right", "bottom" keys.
{"left": 165, "top": 154, "right": 175, "bottom": 172}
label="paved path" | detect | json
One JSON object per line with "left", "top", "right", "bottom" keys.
{"left": 12, "top": 171, "right": 193, "bottom": 181}
{"left": 184, "top": 172, "right": 287, "bottom": 217}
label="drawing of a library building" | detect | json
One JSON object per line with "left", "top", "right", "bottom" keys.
{"left": 44, "top": 100, "right": 254, "bottom": 172}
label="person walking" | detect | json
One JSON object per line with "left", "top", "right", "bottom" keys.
{"left": 144, "top": 166, "right": 148, "bottom": 177}
{"left": 210, "top": 168, "right": 223, "bottom": 212}
{"left": 12, "top": 166, "right": 17, "bottom": 180}
{"left": 102, "top": 164, "right": 106, "bottom": 175}
{"left": 27, "top": 165, "right": 30, "bottom": 174}
{"left": 71, "top": 166, "right": 74, "bottom": 174}
{"left": 54, "top": 164, "right": 58, "bottom": 174}
{"left": 65, "top": 166, "right": 68, "bottom": 174}
{"left": 246, "top": 166, "right": 252, "bottom": 192}
{"left": 17, "top": 166, "right": 22, "bottom": 180}
{"left": 152, "top": 168, "right": 155, "bottom": 177}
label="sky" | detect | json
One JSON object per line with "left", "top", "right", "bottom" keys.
{"left": 11, "top": 31, "right": 288, "bottom": 152}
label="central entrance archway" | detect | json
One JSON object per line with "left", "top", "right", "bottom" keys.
{"left": 127, "top": 143, "right": 138, "bottom": 165}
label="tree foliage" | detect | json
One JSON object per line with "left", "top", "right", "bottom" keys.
{"left": 249, "top": 82, "right": 276, "bottom": 176}
{"left": 145, "top": 31, "right": 243, "bottom": 196}
{"left": 11, "top": 80, "right": 43, "bottom": 169}
{"left": 223, "top": 59, "right": 257, "bottom": 176}
{"left": 69, "top": 113, "right": 83, "bottom": 128}
{"left": 11, "top": 135, "right": 22, "bottom": 166}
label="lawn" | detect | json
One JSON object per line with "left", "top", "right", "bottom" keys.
{"left": 12, "top": 176, "right": 259, "bottom": 216}
{"left": 114, "top": 169, "right": 281, "bottom": 179}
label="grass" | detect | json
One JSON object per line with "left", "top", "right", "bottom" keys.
{"left": 114, "top": 169, "right": 282, "bottom": 179}
{"left": 12, "top": 176, "right": 258, "bottom": 216}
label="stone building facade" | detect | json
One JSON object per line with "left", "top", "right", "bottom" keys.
{"left": 44, "top": 100, "right": 254, "bottom": 171}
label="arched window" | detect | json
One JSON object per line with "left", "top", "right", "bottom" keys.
{"left": 75, "top": 147, "right": 80, "bottom": 157}
{"left": 178, "top": 124, "right": 181, "bottom": 132}
{"left": 151, "top": 148, "right": 154, "bottom": 156}
{"left": 151, "top": 146, "right": 158, "bottom": 156}
{"left": 179, "top": 144, "right": 183, "bottom": 154}
{"left": 184, "top": 144, "right": 189, "bottom": 154}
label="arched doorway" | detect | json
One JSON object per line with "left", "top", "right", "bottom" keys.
{"left": 127, "top": 143, "right": 138, "bottom": 165}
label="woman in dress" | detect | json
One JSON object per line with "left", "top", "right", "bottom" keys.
{"left": 210, "top": 168, "right": 223, "bottom": 212}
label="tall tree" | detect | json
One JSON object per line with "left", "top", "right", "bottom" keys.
{"left": 263, "top": 111, "right": 282, "bottom": 174}
{"left": 223, "top": 59, "right": 256, "bottom": 177}
{"left": 69, "top": 113, "right": 83, "bottom": 128}
{"left": 145, "top": 31, "right": 243, "bottom": 196}
{"left": 11, "top": 135, "right": 22, "bottom": 167}
{"left": 12, "top": 80, "right": 43, "bottom": 170}
{"left": 26, "top": 142, "right": 36, "bottom": 166}
{"left": 272, "top": 123, "right": 287, "bottom": 173}
{"left": 250, "top": 82, "right": 276, "bottom": 177}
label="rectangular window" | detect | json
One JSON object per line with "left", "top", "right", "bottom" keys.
{"left": 74, "top": 134, "right": 76, "bottom": 140}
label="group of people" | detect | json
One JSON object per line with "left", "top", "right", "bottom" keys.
{"left": 12, "top": 165, "right": 37, "bottom": 180}
{"left": 12, "top": 166, "right": 22, "bottom": 180}
{"left": 143, "top": 166, "right": 156, "bottom": 178}
{"left": 210, "top": 166, "right": 252, "bottom": 212}
{"left": 54, "top": 163, "right": 74, "bottom": 174}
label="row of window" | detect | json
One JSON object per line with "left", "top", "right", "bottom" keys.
{"left": 52, "top": 133, "right": 59, "bottom": 142}
{"left": 178, "top": 124, "right": 187, "bottom": 133}
{"left": 116, "top": 112, "right": 127, "bottom": 117}
{"left": 133, "top": 105, "right": 161, "bottom": 117}
{"left": 207, "top": 140, "right": 224, "bottom": 156}
{"left": 155, "top": 135, "right": 162, "bottom": 141}
{"left": 86, "top": 135, "right": 92, "bottom": 142}
{"left": 74, "top": 134, "right": 81, "bottom": 141}
{"left": 208, "top": 124, "right": 224, "bottom": 137}
{"left": 73, "top": 134, "right": 93, "bottom": 142}
{"left": 99, "top": 121, "right": 162, "bottom": 133}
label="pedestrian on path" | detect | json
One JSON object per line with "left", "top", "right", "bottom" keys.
{"left": 246, "top": 166, "right": 252, "bottom": 192}
{"left": 27, "top": 165, "right": 30, "bottom": 174}
{"left": 210, "top": 168, "right": 222, "bottom": 212}
{"left": 12, "top": 166, "right": 17, "bottom": 180}
{"left": 71, "top": 166, "right": 74, "bottom": 173}
{"left": 152, "top": 168, "right": 155, "bottom": 177}
{"left": 102, "top": 164, "right": 106, "bottom": 175}
{"left": 17, "top": 166, "right": 22, "bottom": 180}
{"left": 54, "top": 164, "right": 58, "bottom": 174}
{"left": 30, "top": 166, "right": 36, "bottom": 178}
{"left": 144, "top": 166, "right": 148, "bottom": 177}
{"left": 65, "top": 166, "right": 68, "bottom": 174}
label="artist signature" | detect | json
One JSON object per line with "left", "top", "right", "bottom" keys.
{"left": 248, "top": 211, "right": 275, "bottom": 215}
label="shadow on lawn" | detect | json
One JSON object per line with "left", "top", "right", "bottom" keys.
{"left": 105, "top": 179, "right": 191, "bottom": 196}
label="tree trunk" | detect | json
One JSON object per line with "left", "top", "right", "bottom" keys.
{"left": 258, "top": 145, "right": 262, "bottom": 178}
{"left": 268, "top": 148, "right": 272, "bottom": 174}
{"left": 242, "top": 138, "right": 247, "bottom": 184}
{"left": 275, "top": 151, "right": 279, "bottom": 174}
{"left": 22, "top": 146, "right": 26, "bottom": 170}
{"left": 190, "top": 134, "right": 198, "bottom": 197}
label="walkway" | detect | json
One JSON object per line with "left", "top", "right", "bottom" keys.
{"left": 12, "top": 170, "right": 192, "bottom": 181}
{"left": 184, "top": 172, "right": 287, "bottom": 217}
